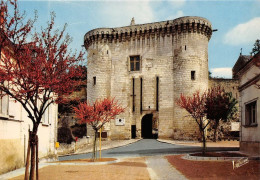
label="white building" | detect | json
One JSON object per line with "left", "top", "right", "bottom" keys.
{"left": 0, "top": 95, "right": 58, "bottom": 174}
{"left": 235, "top": 52, "right": 260, "bottom": 156}
{"left": 0, "top": 48, "right": 58, "bottom": 174}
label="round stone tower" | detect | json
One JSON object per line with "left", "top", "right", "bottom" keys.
{"left": 84, "top": 16, "right": 212, "bottom": 140}
{"left": 171, "top": 17, "right": 212, "bottom": 139}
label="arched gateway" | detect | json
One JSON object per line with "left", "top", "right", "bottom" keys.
{"left": 141, "top": 114, "right": 154, "bottom": 139}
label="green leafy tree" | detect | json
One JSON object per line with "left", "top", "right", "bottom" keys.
{"left": 251, "top": 39, "right": 260, "bottom": 56}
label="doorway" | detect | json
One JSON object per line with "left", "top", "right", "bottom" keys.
{"left": 141, "top": 114, "right": 153, "bottom": 139}
{"left": 131, "top": 125, "right": 136, "bottom": 139}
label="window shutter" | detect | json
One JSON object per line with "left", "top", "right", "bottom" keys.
{"left": 48, "top": 105, "right": 52, "bottom": 124}
{"left": 1, "top": 95, "right": 9, "bottom": 115}
{"left": 245, "top": 105, "right": 250, "bottom": 126}
{"left": 45, "top": 107, "right": 49, "bottom": 124}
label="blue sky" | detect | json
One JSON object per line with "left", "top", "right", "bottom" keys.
{"left": 18, "top": 0, "right": 260, "bottom": 78}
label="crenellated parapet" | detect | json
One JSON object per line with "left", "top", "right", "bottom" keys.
{"left": 84, "top": 16, "right": 212, "bottom": 49}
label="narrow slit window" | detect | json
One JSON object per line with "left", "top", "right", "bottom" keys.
{"left": 140, "top": 77, "right": 143, "bottom": 113}
{"left": 132, "top": 78, "right": 135, "bottom": 112}
{"left": 156, "top": 77, "right": 159, "bottom": 111}
{"left": 93, "top": 76, "right": 96, "bottom": 85}
{"left": 191, "top": 71, "right": 195, "bottom": 80}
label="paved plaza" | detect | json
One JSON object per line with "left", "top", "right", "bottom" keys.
{"left": 0, "top": 139, "right": 241, "bottom": 180}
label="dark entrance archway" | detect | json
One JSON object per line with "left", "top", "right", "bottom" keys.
{"left": 141, "top": 114, "right": 153, "bottom": 139}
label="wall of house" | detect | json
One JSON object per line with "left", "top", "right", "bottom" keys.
{"left": 0, "top": 98, "right": 58, "bottom": 174}
{"left": 239, "top": 64, "right": 260, "bottom": 155}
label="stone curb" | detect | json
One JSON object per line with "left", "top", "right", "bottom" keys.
{"left": 182, "top": 153, "right": 260, "bottom": 161}
{"left": 157, "top": 139, "right": 200, "bottom": 146}
{"left": 183, "top": 154, "right": 243, "bottom": 161}
{"left": 45, "top": 159, "right": 120, "bottom": 166}
{"left": 59, "top": 139, "right": 141, "bottom": 157}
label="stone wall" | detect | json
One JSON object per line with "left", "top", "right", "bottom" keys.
{"left": 85, "top": 16, "right": 212, "bottom": 140}
{"left": 209, "top": 78, "right": 239, "bottom": 99}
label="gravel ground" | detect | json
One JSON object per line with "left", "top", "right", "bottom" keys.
{"left": 166, "top": 154, "right": 260, "bottom": 180}
{"left": 10, "top": 157, "right": 151, "bottom": 180}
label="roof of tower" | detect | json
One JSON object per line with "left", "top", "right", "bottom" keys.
{"left": 84, "top": 16, "right": 213, "bottom": 49}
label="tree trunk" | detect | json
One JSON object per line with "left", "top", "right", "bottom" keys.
{"left": 29, "top": 132, "right": 36, "bottom": 180}
{"left": 202, "top": 128, "right": 206, "bottom": 155}
{"left": 92, "top": 130, "right": 98, "bottom": 161}
{"left": 36, "top": 135, "right": 38, "bottom": 180}
{"left": 24, "top": 131, "right": 31, "bottom": 180}
{"left": 213, "top": 120, "right": 219, "bottom": 142}
{"left": 29, "top": 125, "right": 38, "bottom": 180}
{"left": 199, "top": 119, "right": 206, "bottom": 155}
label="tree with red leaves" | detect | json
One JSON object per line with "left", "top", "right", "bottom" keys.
{"left": 0, "top": 1, "right": 84, "bottom": 179}
{"left": 74, "top": 98, "right": 124, "bottom": 160}
{"left": 177, "top": 87, "right": 238, "bottom": 154}
{"left": 176, "top": 91, "right": 209, "bottom": 155}
{"left": 205, "top": 87, "right": 237, "bottom": 142}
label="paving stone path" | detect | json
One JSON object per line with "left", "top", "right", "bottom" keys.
{"left": 146, "top": 156, "right": 188, "bottom": 180}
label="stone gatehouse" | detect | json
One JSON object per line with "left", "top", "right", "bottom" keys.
{"left": 84, "top": 16, "right": 213, "bottom": 140}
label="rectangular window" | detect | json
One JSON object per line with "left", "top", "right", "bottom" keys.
{"left": 93, "top": 76, "right": 96, "bottom": 85}
{"left": 130, "top": 56, "right": 140, "bottom": 71}
{"left": 245, "top": 101, "right": 257, "bottom": 126}
{"left": 191, "top": 71, "right": 195, "bottom": 80}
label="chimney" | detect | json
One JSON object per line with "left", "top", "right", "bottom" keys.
{"left": 130, "top": 17, "right": 135, "bottom": 26}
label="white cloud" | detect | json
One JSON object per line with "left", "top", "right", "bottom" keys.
{"left": 167, "top": 0, "right": 186, "bottom": 9}
{"left": 99, "top": 1, "right": 155, "bottom": 27}
{"left": 224, "top": 17, "right": 260, "bottom": 45}
{"left": 210, "top": 68, "right": 232, "bottom": 79}
{"left": 167, "top": 10, "right": 184, "bottom": 20}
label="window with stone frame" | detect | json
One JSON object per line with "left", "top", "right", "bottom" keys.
{"left": 245, "top": 100, "right": 257, "bottom": 126}
{"left": 130, "top": 55, "right": 140, "bottom": 71}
